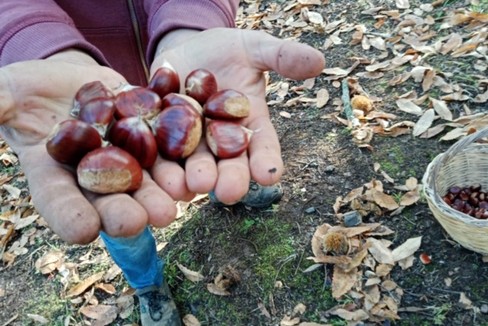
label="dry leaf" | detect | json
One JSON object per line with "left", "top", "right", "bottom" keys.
{"left": 392, "top": 236, "right": 422, "bottom": 262}
{"left": 316, "top": 88, "right": 330, "bottom": 108}
{"left": 79, "top": 305, "right": 118, "bottom": 325}
{"left": 26, "top": 314, "right": 49, "bottom": 324}
{"left": 183, "top": 314, "right": 201, "bottom": 326}
{"left": 431, "top": 98, "right": 452, "bottom": 121}
{"left": 206, "top": 283, "right": 230, "bottom": 296}
{"left": 35, "top": 250, "right": 64, "bottom": 274}
{"left": 399, "top": 190, "right": 420, "bottom": 206}
{"left": 332, "top": 265, "right": 358, "bottom": 299}
{"left": 66, "top": 271, "right": 104, "bottom": 298}
{"left": 370, "top": 189, "right": 400, "bottom": 211}
{"left": 395, "top": 0, "right": 410, "bottom": 9}
{"left": 329, "top": 308, "right": 369, "bottom": 321}
{"left": 280, "top": 316, "right": 301, "bottom": 326}
{"left": 396, "top": 99, "right": 423, "bottom": 115}
{"left": 413, "top": 109, "right": 435, "bottom": 136}
{"left": 177, "top": 263, "right": 205, "bottom": 283}
{"left": 367, "top": 238, "right": 394, "bottom": 264}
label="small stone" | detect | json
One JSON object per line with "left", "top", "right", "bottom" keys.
{"left": 481, "top": 304, "right": 488, "bottom": 314}
{"left": 343, "top": 210, "right": 362, "bottom": 227}
{"left": 324, "top": 165, "right": 335, "bottom": 173}
{"left": 304, "top": 207, "right": 316, "bottom": 214}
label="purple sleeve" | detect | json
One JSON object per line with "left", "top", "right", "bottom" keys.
{"left": 0, "top": 0, "right": 108, "bottom": 67}
{"left": 144, "top": 0, "right": 239, "bottom": 62}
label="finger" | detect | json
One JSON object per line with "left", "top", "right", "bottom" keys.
{"left": 245, "top": 100, "right": 284, "bottom": 186}
{"left": 243, "top": 30, "right": 325, "bottom": 80}
{"left": 184, "top": 140, "right": 218, "bottom": 194}
{"left": 132, "top": 171, "right": 178, "bottom": 228}
{"left": 151, "top": 156, "right": 195, "bottom": 201}
{"left": 20, "top": 149, "right": 100, "bottom": 244}
{"left": 213, "top": 153, "right": 251, "bottom": 204}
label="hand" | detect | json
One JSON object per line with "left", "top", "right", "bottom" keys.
{"left": 150, "top": 28, "right": 325, "bottom": 204}
{"left": 0, "top": 51, "right": 178, "bottom": 244}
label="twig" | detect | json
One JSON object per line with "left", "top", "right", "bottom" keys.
{"left": 2, "top": 314, "right": 18, "bottom": 326}
{"left": 341, "top": 78, "right": 360, "bottom": 128}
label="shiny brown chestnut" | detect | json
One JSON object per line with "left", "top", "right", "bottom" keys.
{"left": 107, "top": 116, "right": 158, "bottom": 169}
{"left": 185, "top": 68, "right": 218, "bottom": 105}
{"left": 77, "top": 146, "right": 143, "bottom": 194}
{"left": 46, "top": 119, "right": 102, "bottom": 165}
{"left": 152, "top": 104, "right": 202, "bottom": 161}
{"left": 114, "top": 86, "right": 162, "bottom": 120}
{"left": 148, "top": 66, "right": 180, "bottom": 99}
{"left": 205, "top": 120, "right": 253, "bottom": 159}
{"left": 72, "top": 81, "right": 114, "bottom": 116}
{"left": 78, "top": 98, "right": 116, "bottom": 137}
{"left": 203, "top": 89, "right": 250, "bottom": 120}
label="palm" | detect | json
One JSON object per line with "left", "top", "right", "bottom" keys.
{"left": 0, "top": 59, "right": 175, "bottom": 244}
{"left": 151, "top": 28, "right": 325, "bottom": 203}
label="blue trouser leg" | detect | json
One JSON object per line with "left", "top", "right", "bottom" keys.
{"left": 100, "top": 226, "right": 164, "bottom": 289}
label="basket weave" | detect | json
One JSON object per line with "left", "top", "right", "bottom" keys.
{"left": 422, "top": 127, "right": 488, "bottom": 256}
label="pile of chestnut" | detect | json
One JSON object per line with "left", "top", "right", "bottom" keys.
{"left": 443, "top": 184, "right": 488, "bottom": 219}
{"left": 46, "top": 67, "right": 252, "bottom": 194}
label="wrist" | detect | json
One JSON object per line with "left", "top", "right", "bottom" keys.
{"left": 155, "top": 29, "right": 200, "bottom": 57}
{"left": 46, "top": 49, "right": 100, "bottom": 66}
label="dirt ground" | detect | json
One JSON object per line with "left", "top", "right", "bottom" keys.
{"left": 1, "top": 0, "right": 488, "bottom": 325}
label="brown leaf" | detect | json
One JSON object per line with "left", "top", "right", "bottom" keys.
{"left": 316, "top": 88, "right": 330, "bottom": 108}
{"left": 440, "top": 33, "right": 463, "bottom": 54}
{"left": 329, "top": 307, "right": 369, "bottom": 321}
{"left": 79, "top": 304, "right": 118, "bottom": 325}
{"left": 413, "top": 109, "right": 435, "bottom": 137}
{"left": 183, "top": 314, "right": 201, "bottom": 326}
{"left": 399, "top": 190, "right": 420, "bottom": 206}
{"left": 367, "top": 238, "right": 394, "bottom": 265}
{"left": 422, "top": 69, "right": 436, "bottom": 92}
{"left": 332, "top": 265, "right": 358, "bottom": 299}
{"left": 66, "top": 271, "right": 104, "bottom": 298}
{"left": 371, "top": 189, "right": 400, "bottom": 210}
{"left": 431, "top": 98, "right": 452, "bottom": 121}
{"left": 177, "top": 263, "right": 205, "bottom": 283}
{"left": 392, "top": 236, "right": 422, "bottom": 262}
{"left": 396, "top": 99, "right": 423, "bottom": 115}
{"left": 35, "top": 250, "right": 64, "bottom": 274}
{"left": 207, "top": 283, "right": 230, "bottom": 296}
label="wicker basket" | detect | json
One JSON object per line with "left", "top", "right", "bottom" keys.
{"left": 422, "top": 127, "right": 488, "bottom": 256}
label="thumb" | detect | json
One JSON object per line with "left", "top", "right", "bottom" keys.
{"left": 244, "top": 30, "right": 326, "bottom": 80}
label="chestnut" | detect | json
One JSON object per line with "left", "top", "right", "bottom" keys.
{"left": 77, "top": 146, "right": 143, "bottom": 194}
{"left": 152, "top": 104, "right": 202, "bottom": 161}
{"left": 72, "top": 81, "right": 113, "bottom": 116}
{"left": 205, "top": 120, "right": 253, "bottom": 159}
{"left": 185, "top": 68, "right": 218, "bottom": 105}
{"left": 78, "top": 98, "right": 116, "bottom": 137}
{"left": 148, "top": 66, "right": 180, "bottom": 99}
{"left": 114, "top": 86, "right": 162, "bottom": 120}
{"left": 203, "top": 89, "right": 250, "bottom": 120}
{"left": 161, "top": 93, "right": 203, "bottom": 116}
{"left": 46, "top": 119, "right": 102, "bottom": 165}
{"left": 107, "top": 116, "right": 158, "bottom": 169}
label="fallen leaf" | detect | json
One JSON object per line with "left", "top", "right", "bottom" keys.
{"left": 66, "top": 271, "right": 104, "bottom": 298}
{"left": 367, "top": 238, "right": 394, "bottom": 264}
{"left": 329, "top": 307, "right": 369, "bottom": 321}
{"left": 413, "top": 109, "right": 435, "bottom": 136}
{"left": 206, "top": 283, "right": 230, "bottom": 296}
{"left": 399, "top": 190, "right": 420, "bottom": 206}
{"left": 35, "top": 250, "right": 64, "bottom": 274}
{"left": 316, "top": 88, "right": 330, "bottom": 108}
{"left": 26, "top": 314, "right": 49, "bottom": 324}
{"left": 371, "top": 189, "right": 400, "bottom": 210}
{"left": 79, "top": 304, "right": 118, "bottom": 325}
{"left": 392, "top": 236, "right": 422, "bottom": 262}
{"left": 183, "top": 314, "right": 201, "bottom": 326}
{"left": 332, "top": 266, "right": 358, "bottom": 299}
{"left": 177, "top": 263, "right": 205, "bottom": 283}
{"left": 396, "top": 99, "right": 423, "bottom": 115}
{"left": 431, "top": 98, "right": 452, "bottom": 121}
{"left": 395, "top": 0, "right": 410, "bottom": 9}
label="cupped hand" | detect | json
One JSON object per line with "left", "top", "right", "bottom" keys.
{"left": 151, "top": 28, "right": 325, "bottom": 204}
{"left": 0, "top": 51, "right": 178, "bottom": 244}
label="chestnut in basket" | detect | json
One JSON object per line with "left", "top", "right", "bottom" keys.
{"left": 443, "top": 184, "right": 488, "bottom": 219}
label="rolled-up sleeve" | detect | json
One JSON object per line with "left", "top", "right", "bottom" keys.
{"left": 144, "top": 0, "right": 239, "bottom": 62}
{"left": 0, "top": 0, "right": 108, "bottom": 67}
